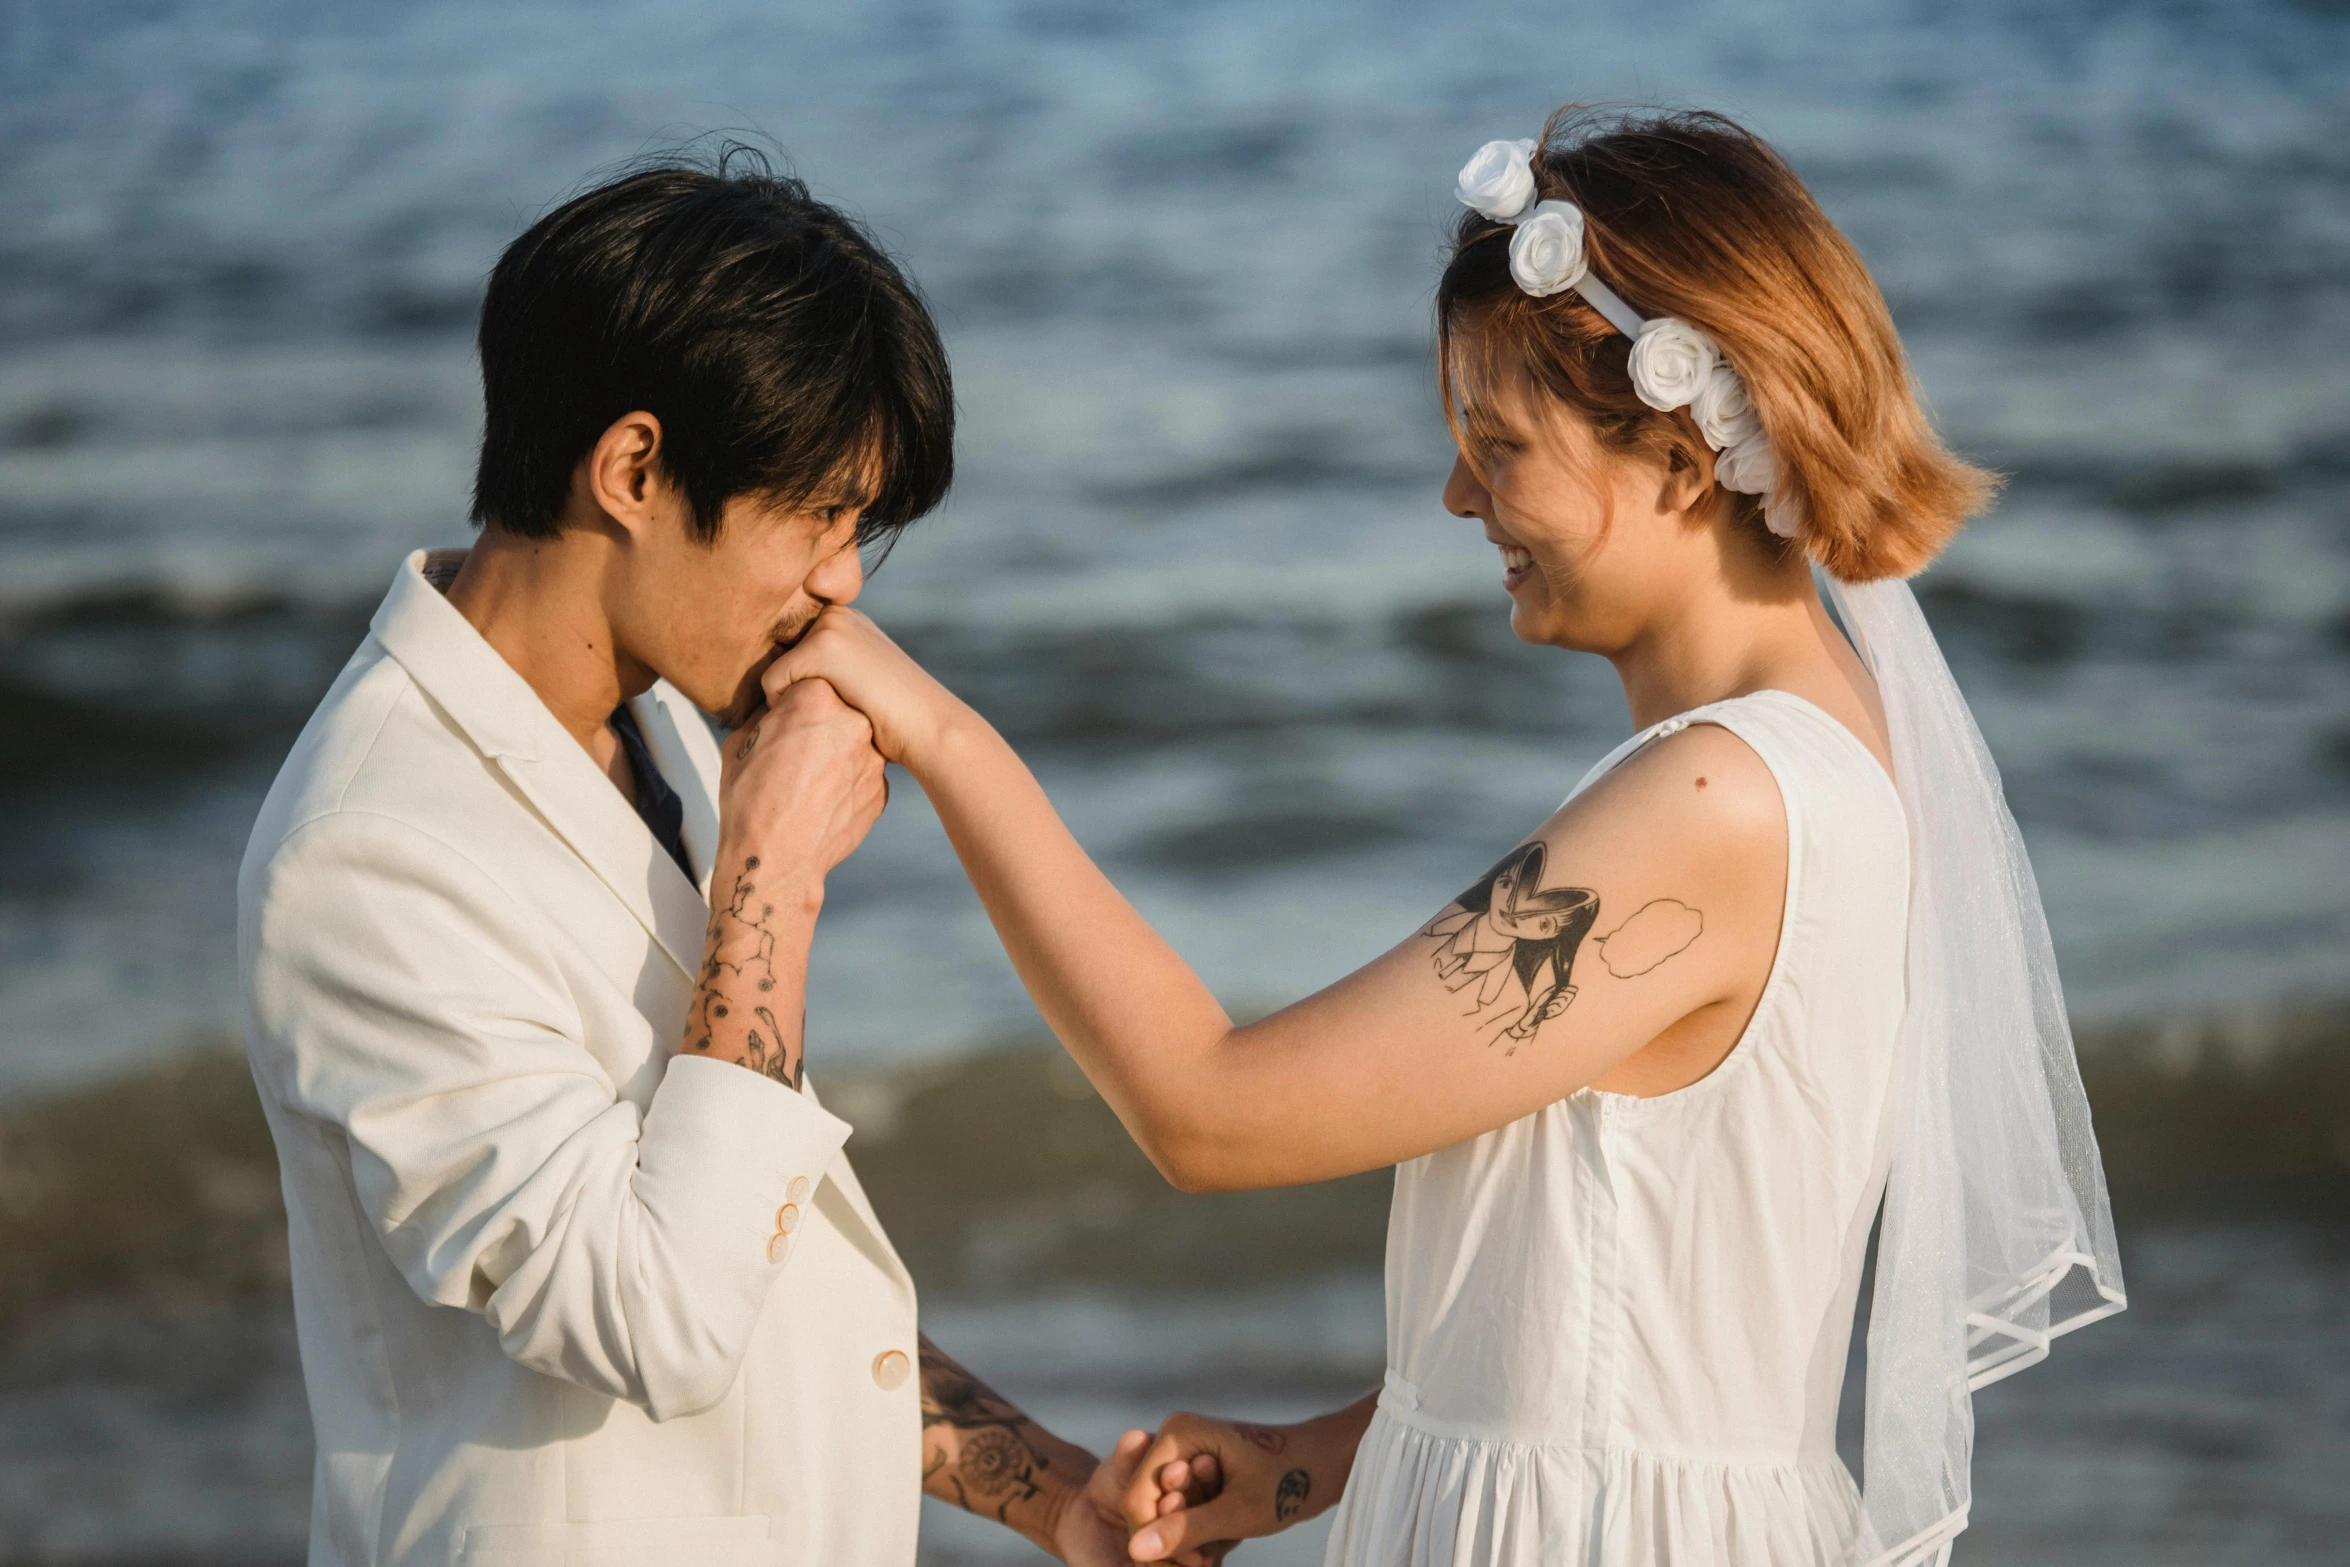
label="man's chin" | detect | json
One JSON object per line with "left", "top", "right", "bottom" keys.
{"left": 714, "top": 646, "right": 789, "bottom": 728}
{"left": 713, "top": 679, "right": 765, "bottom": 730}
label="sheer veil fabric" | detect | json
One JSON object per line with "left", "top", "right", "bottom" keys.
{"left": 1823, "top": 575, "right": 2127, "bottom": 1566}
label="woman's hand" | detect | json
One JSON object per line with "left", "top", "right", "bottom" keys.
{"left": 1116, "top": 1402, "right": 1373, "bottom": 1565}
{"left": 761, "top": 606, "right": 968, "bottom": 771}
{"left": 1058, "top": 1431, "right": 1217, "bottom": 1567}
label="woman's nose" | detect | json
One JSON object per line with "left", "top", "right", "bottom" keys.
{"left": 1441, "top": 453, "right": 1489, "bottom": 520}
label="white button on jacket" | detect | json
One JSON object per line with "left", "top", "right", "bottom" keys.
{"left": 239, "top": 551, "right": 921, "bottom": 1567}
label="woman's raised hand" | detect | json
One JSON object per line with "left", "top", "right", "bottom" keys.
{"left": 761, "top": 607, "right": 966, "bottom": 770}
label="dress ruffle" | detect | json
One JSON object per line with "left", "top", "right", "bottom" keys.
{"left": 1327, "top": 1405, "right": 1862, "bottom": 1567}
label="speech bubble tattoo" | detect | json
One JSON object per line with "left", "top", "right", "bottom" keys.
{"left": 1593, "top": 898, "right": 1704, "bottom": 978}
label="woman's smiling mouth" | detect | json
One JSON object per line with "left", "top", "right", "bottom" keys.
{"left": 1497, "top": 541, "right": 1535, "bottom": 588}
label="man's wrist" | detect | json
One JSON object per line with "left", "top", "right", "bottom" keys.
{"left": 1022, "top": 1444, "right": 1096, "bottom": 1559}
{"left": 707, "top": 841, "right": 827, "bottom": 923}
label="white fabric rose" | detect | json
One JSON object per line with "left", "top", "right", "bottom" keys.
{"left": 1508, "top": 201, "right": 1589, "bottom": 297}
{"left": 1456, "top": 138, "right": 1539, "bottom": 220}
{"left": 1690, "top": 367, "right": 1763, "bottom": 453}
{"left": 1627, "top": 317, "right": 1721, "bottom": 411}
{"left": 1713, "top": 428, "right": 1776, "bottom": 495}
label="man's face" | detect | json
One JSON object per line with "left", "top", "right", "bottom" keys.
{"left": 614, "top": 487, "right": 869, "bottom": 727}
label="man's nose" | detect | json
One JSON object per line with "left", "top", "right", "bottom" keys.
{"left": 808, "top": 537, "right": 865, "bottom": 607}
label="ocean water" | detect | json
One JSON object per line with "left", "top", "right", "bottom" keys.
{"left": 1, "top": 0, "right": 2347, "bottom": 1099}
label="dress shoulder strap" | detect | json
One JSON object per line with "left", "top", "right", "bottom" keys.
{"left": 1566, "top": 690, "right": 1895, "bottom": 822}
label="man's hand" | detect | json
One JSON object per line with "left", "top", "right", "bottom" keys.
{"left": 719, "top": 675, "right": 889, "bottom": 902}
{"left": 1048, "top": 1431, "right": 1158, "bottom": 1567}
{"left": 681, "top": 677, "right": 887, "bottom": 1088}
{"left": 762, "top": 606, "right": 967, "bottom": 771}
{"left": 1068, "top": 1432, "right": 1219, "bottom": 1566}
{"left": 918, "top": 1338, "right": 1193, "bottom": 1565}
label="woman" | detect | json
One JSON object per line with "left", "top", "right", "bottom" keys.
{"left": 778, "top": 108, "right": 2125, "bottom": 1567}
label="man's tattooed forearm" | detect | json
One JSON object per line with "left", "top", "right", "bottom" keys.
{"left": 741, "top": 1005, "right": 799, "bottom": 1086}
{"left": 1423, "top": 843, "right": 1703, "bottom": 1053}
{"left": 1275, "top": 1468, "right": 1311, "bottom": 1523}
{"left": 686, "top": 854, "right": 800, "bottom": 1086}
{"left": 919, "top": 1341, "right": 1053, "bottom": 1522}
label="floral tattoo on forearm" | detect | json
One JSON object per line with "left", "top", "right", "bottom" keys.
{"left": 918, "top": 1340, "right": 1060, "bottom": 1526}
{"left": 1423, "top": 841, "right": 1704, "bottom": 1053}
{"left": 687, "top": 854, "right": 801, "bottom": 1088}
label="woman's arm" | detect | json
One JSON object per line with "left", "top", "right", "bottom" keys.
{"left": 769, "top": 610, "right": 1787, "bottom": 1191}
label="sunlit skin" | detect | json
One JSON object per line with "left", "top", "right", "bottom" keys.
{"left": 765, "top": 330, "right": 1909, "bottom": 1564}
{"left": 1441, "top": 347, "right": 1889, "bottom": 758}
{"left": 442, "top": 414, "right": 1170, "bottom": 1567}
{"left": 767, "top": 323, "right": 1896, "bottom": 1173}
{"left": 446, "top": 408, "right": 870, "bottom": 797}
{"left": 442, "top": 406, "right": 889, "bottom": 1111}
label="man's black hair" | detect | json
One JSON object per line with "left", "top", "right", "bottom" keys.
{"left": 470, "top": 148, "right": 952, "bottom": 546}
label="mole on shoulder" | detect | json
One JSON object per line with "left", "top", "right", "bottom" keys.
{"left": 1695, "top": 776, "right": 1709, "bottom": 790}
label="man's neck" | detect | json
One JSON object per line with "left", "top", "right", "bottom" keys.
{"left": 443, "top": 527, "right": 645, "bottom": 787}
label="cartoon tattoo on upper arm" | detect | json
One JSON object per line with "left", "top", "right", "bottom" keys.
{"left": 1425, "top": 843, "right": 1601, "bottom": 1048}
{"left": 1423, "top": 842, "right": 1704, "bottom": 1051}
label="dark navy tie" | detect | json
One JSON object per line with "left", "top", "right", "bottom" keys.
{"left": 609, "top": 704, "right": 695, "bottom": 883}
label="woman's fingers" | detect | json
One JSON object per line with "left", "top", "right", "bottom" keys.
{"left": 1122, "top": 1426, "right": 1203, "bottom": 1529}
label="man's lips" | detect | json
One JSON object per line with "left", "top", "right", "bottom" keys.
{"left": 726, "top": 612, "right": 824, "bottom": 724}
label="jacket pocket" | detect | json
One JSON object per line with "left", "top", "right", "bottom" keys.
{"left": 457, "top": 1515, "right": 773, "bottom": 1566}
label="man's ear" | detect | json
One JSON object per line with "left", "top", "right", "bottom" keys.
{"left": 583, "top": 411, "right": 669, "bottom": 539}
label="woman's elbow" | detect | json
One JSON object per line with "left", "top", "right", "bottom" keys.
{"left": 1135, "top": 1119, "right": 1255, "bottom": 1194}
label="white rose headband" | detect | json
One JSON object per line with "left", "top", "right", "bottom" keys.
{"left": 1455, "top": 138, "right": 1798, "bottom": 538}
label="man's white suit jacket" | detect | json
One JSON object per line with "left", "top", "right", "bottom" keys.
{"left": 239, "top": 550, "right": 921, "bottom": 1566}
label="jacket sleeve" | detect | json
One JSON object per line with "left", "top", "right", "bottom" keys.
{"left": 243, "top": 808, "right": 852, "bottom": 1421}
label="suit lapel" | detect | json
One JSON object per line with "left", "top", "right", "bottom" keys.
{"left": 370, "top": 554, "right": 911, "bottom": 1284}
{"left": 800, "top": 1074, "right": 915, "bottom": 1292}
{"left": 371, "top": 551, "right": 710, "bottom": 983}
{"left": 489, "top": 749, "right": 711, "bottom": 983}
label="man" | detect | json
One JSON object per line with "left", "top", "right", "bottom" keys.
{"left": 239, "top": 158, "right": 1139, "bottom": 1566}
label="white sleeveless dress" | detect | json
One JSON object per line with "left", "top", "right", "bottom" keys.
{"left": 1325, "top": 690, "right": 1911, "bottom": 1567}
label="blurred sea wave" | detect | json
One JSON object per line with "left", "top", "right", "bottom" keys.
{"left": 2, "top": 2, "right": 2348, "bottom": 1559}
{"left": 0, "top": 1017, "right": 2344, "bottom": 1564}
{"left": 1, "top": 0, "right": 2348, "bottom": 1097}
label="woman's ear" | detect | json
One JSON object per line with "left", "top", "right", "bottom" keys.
{"left": 1653, "top": 436, "right": 1718, "bottom": 521}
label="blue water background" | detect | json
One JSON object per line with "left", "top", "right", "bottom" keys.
{"left": 1, "top": 0, "right": 2346, "bottom": 1095}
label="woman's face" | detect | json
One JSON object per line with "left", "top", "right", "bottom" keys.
{"left": 1439, "top": 340, "right": 1689, "bottom": 653}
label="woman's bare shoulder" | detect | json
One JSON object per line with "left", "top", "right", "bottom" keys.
{"left": 1564, "top": 719, "right": 1787, "bottom": 858}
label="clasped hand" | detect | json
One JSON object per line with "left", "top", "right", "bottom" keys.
{"left": 1076, "top": 1411, "right": 1323, "bottom": 1566}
